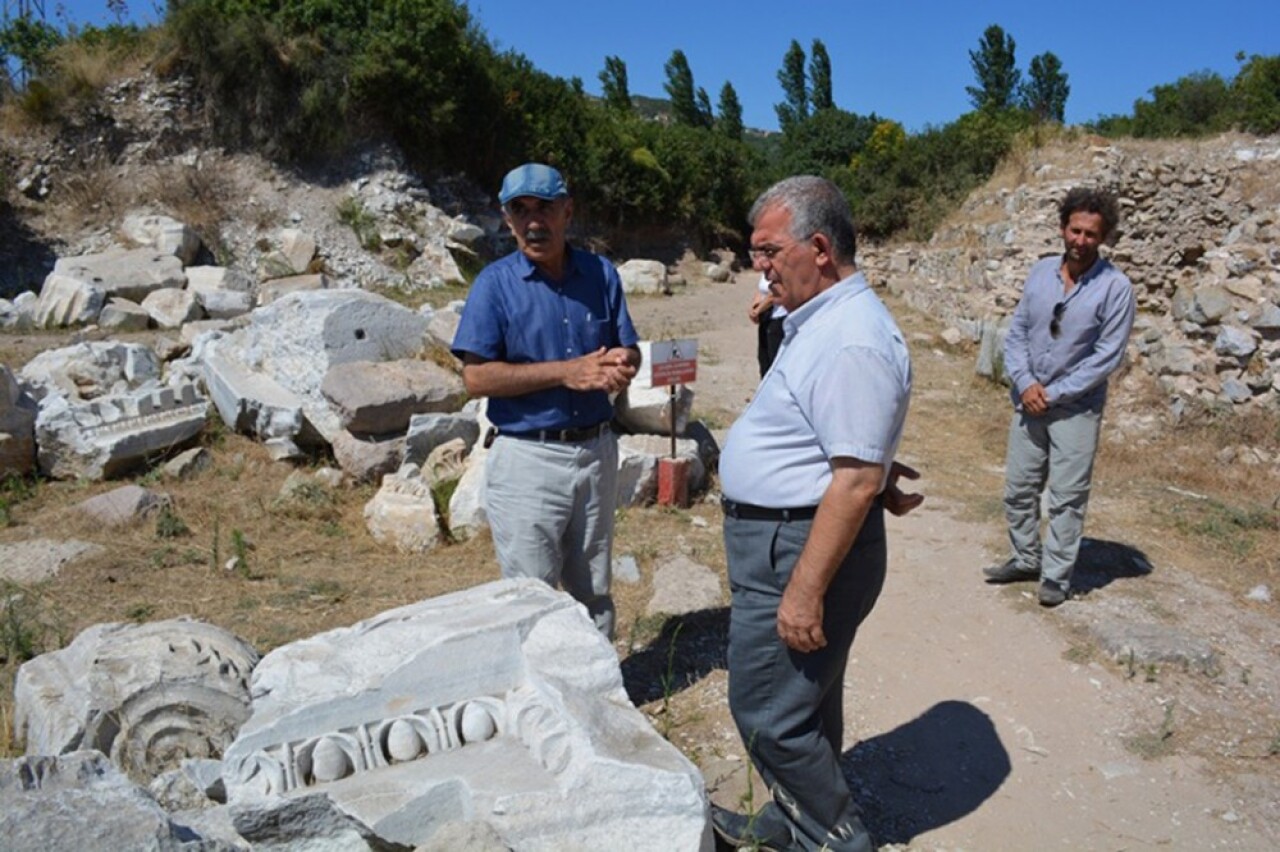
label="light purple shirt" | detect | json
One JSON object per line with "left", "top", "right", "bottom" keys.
{"left": 721, "top": 273, "right": 912, "bottom": 507}
{"left": 1004, "top": 255, "right": 1136, "bottom": 414}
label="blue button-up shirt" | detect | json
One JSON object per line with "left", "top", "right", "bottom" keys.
{"left": 1004, "top": 255, "right": 1136, "bottom": 414}
{"left": 720, "top": 273, "right": 912, "bottom": 507}
{"left": 451, "top": 245, "right": 640, "bottom": 432}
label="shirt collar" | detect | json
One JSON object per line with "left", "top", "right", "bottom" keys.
{"left": 516, "top": 243, "right": 579, "bottom": 282}
{"left": 783, "top": 271, "right": 869, "bottom": 336}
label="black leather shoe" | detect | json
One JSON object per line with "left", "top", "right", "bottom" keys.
{"left": 983, "top": 558, "right": 1039, "bottom": 584}
{"left": 710, "top": 803, "right": 794, "bottom": 851}
{"left": 1039, "top": 581, "right": 1068, "bottom": 607}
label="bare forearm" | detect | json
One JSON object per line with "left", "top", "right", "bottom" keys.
{"left": 790, "top": 466, "right": 881, "bottom": 597}
{"left": 461, "top": 346, "right": 640, "bottom": 398}
{"left": 463, "top": 360, "right": 568, "bottom": 398}
{"left": 776, "top": 460, "right": 883, "bottom": 652}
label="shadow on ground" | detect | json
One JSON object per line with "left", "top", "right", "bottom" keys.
{"left": 845, "top": 700, "right": 1010, "bottom": 845}
{"left": 1071, "top": 536, "right": 1154, "bottom": 595}
{"left": 620, "top": 607, "right": 729, "bottom": 706}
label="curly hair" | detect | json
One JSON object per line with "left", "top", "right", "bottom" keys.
{"left": 1058, "top": 187, "right": 1121, "bottom": 239}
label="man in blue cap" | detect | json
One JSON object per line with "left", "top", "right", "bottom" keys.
{"left": 452, "top": 163, "right": 641, "bottom": 638}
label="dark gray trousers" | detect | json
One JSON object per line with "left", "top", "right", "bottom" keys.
{"left": 724, "top": 504, "right": 886, "bottom": 852}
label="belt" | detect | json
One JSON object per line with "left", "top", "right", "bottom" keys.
{"left": 502, "top": 422, "right": 610, "bottom": 443}
{"left": 721, "top": 497, "right": 818, "bottom": 522}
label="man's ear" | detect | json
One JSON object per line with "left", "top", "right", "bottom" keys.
{"left": 563, "top": 197, "right": 574, "bottom": 223}
{"left": 811, "top": 231, "right": 832, "bottom": 267}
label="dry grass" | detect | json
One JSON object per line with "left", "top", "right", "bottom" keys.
{"left": 2, "top": 287, "right": 1277, "bottom": 768}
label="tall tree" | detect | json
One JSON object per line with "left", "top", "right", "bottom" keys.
{"left": 966, "top": 24, "right": 1021, "bottom": 111}
{"left": 664, "top": 49, "right": 703, "bottom": 127}
{"left": 809, "top": 39, "right": 833, "bottom": 112}
{"left": 599, "top": 55, "right": 631, "bottom": 113}
{"left": 716, "top": 81, "right": 744, "bottom": 140}
{"left": 1019, "top": 51, "right": 1070, "bottom": 122}
{"left": 695, "top": 86, "right": 714, "bottom": 127}
{"left": 775, "top": 40, "right": 808, "bottom": 133}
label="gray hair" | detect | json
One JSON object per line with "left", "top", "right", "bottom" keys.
{"left": 748, "top": 176, "right": 857, "bottom": 265}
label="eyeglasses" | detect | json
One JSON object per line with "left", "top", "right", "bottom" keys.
{"left": 748, "top": 235, "right": 812, "bottom": 262}
{"left": 1050, "top": 302, "right": 1066, "bottom": 338}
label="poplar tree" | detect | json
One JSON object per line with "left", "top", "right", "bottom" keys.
{"left": 664, "top": 49, "right": 704, "bottom": 126}
{"left": 716, "top": 81, "right": 744, "bottom": 140}
{"left": 599, "top": 55, "right": 631, "bottom": 113}
{"left": 775, "top": 40, "right": 808, "bottom": 132}
{"left": 809, "top": 39, "right": 833, "bottom": 112}
{"left": 966, "top": 24, "right": 1021, "bottom": 111}
{"left": 1020, "top": 52, "right": 1070, "bottom": 122}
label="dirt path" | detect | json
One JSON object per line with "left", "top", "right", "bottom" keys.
{"left": 628, "top": 269, "right": 1278, "bottom": 851}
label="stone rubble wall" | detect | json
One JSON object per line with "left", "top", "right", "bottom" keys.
{"left": 862, "top": 134, "right": 1280, "bottom": 415}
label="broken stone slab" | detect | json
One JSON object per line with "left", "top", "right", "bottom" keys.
{"left": 257, "top": 273, "right": 327, "bottom": 306}
{"left": 34, "top": 273, "right": 106, "bottom": 328}
{"left": 332, "top": 430, "right": 404, "bottom": 484}
{"left": 0, "top": 539, "right": 105, "bottom": 584}
{"left": 150, "top": 758, "right": 227, "bottom": 812}
{"left": 1090, "top": 620, "right": 1220, "bottom": 675}
{"left": 616, "top": 434, "right": 707, "bottom": 508}
{"left": 52, "top": 248, "right": 187, "bottom": 303}
{"left": 181, "top": 318, "right": 243, "bottom": 348}
{"left": 363, "top": 463, "right": 441, "bottom": 551}
{"left": 34, "top": 382, "right": 209, "bottom": 480}
{"left": 196, "top": 288, "right": 254, "bottom": 320}
{"left": 278, "top": 228, "right": 318, "bottom": 275}
{"left": 403, "top": 411, "right": 479, "bottom": 467}
{"left": 229, "top": 791, "right": 397, "bottom": 851}
{"left": 220, "top": 578, "right": 711, "bottom": 851}
{"left": 1, "top": 291, "right": 40, "bottom": 329}
{"left": 203, "top": 351, "right": 312, "bottom": 444}
{"left": 77, "top": 484, "right": 173, "bottom": 527}
{"left": 424, "top": 437, "right": 468, "bottom": 484}
{"left": 200, "top": 290, "right": 431, "bottom": 445}
{"left": 99, "top": 297, "right": 153, "bottom": 331}
{"left": 0, "top": 751, "right": 234, "bottom": 852}
{"left": 18, "top": 340, "right": 161, "bottom": 403}
{"left": 444, "top": 402, "right": 491, "bottom": 540}
{"left": 163, "top": 447, "right": 212, "bottom": 480}
{"left": 1, "top": 364, "right": 38, "bottom": 477}
{"left": 616, "top": 382, "right": 694, "bottom": 436}
{"left": 425, "top": 301, "right": 462, "bottom": 351}
{"left": 321, "top": 359, "right": 466, "bottom": 435}
{"left": 121, "top": 212, "right": 202, "bottom": 266}
{"left": 143, "top": 287, "right": 205, "bottom": 329}
{"left": 616, "top": 258, "right": 669, "bottom": 295}
{"left": 646, "top": 555, "right": 723, "bottom": 617}
{"left": 186, "top": 266, "right": 255, "bottom": 295}
{"left": 14, "top": 618, "right": 260, "bottom": 784}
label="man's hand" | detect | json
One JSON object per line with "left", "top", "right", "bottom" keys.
{"left": 565, "top": 347, "right": 638, "bottom": 393}
{"left": 1020, "top": 382, "right": 1049, "bottom": 415}
{"left": 777, "top": 581, "right": 826, "bottom": 653}
{"left": 883, "top": 461, "right": 924, "bottom": 516}
{"left": 748, "top": 292, "right": 773, "bottom": 324}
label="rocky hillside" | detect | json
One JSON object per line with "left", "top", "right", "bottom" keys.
{"left": 864, "top": 133, "right": 1280, "bottom": 423}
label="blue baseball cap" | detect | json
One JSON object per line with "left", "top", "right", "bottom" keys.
{"left": 499, "top": 163, "right": 569, "bottom": 205}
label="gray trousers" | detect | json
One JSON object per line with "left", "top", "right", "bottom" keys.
{"left": 1003, "top": 406, "right": 1103, "bottom": 589}
{"left": 485, "top": 431, "right": 618, "bottom": 638}
{"left": 724, "top": 505, "right": 885, "bottom": 852}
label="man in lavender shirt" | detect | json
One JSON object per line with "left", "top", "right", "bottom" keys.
{"left": 984, "top": 187, "right": 1136, "bottom": 607}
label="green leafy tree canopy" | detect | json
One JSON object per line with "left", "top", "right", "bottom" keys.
{"left": 966, "top": 24, "right": 1020, "bottom": 111}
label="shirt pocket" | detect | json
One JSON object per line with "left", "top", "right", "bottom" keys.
{"left": 578, "top": 318, "right": 610, "bottom": 353}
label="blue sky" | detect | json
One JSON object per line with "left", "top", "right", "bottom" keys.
{"left": 47, "top": 0, "right": 1280, "bottom": 132}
